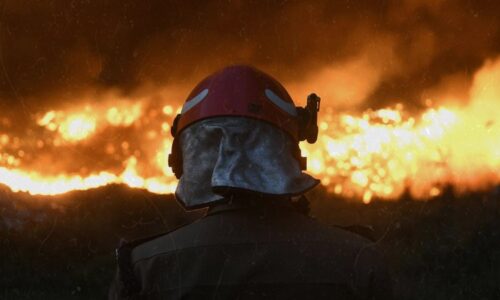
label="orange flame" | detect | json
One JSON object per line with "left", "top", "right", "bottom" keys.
{"left": 301, "top": 106, "right": 461, "bottom": 203}
{"left": 0, "top": 58, "right": 499, "bottom": 201}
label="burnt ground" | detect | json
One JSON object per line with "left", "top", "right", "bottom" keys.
{"left": 0, "top": 184, "right": 499, "bottom": 299}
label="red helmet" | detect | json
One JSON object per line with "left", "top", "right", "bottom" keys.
{"left": 169, "top": 65, "right": 320, "bottom": 179}
{"left": 174, "top": 65, "right": 299, "bottom": 140}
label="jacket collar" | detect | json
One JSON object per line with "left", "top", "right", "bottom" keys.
{"left": 206, "top": 196, "right": 294, "bottom": 216}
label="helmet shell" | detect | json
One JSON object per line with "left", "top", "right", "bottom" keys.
{"left": 177, "top": 65, "right": 299, "bottom": 140}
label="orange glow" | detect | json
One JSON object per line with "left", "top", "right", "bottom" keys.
{"left": 0, "top": 167, "right": 117, "bottom": 195}
{"left": 59, "top": 114, "right": 97, "bottom": 141}
{"left": 301, "top": 105, "right": 461, "bottom": 200}
{"left": 106, "top": 103, "right": 143, "bottom": 126}
{"left": 0, "top": 58, "right": 499, "bottom": 200}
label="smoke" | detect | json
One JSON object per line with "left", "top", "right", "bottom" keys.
{"left": 0, "top": 0, "right": 499, "bottom": 111}
{"left": 0, "top": 0, "right": 499, "bottom": 199}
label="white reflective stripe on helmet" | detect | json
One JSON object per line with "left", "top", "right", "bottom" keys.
{"left": 264, "top": 89, "right": 297, "bottom": 116}
{"left": 181, "top": 89, "right": 209, "bottom": 114}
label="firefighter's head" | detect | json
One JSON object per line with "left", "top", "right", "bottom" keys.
{"left": 169, "top": 65, "right": 320, "bottom": 209}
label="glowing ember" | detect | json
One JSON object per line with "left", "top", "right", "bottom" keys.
{"left": 59, "top": 114, "right": 97, "bottom": 142}
{"left": 301, "top": 106, "right": 460, "bottom": 201}
{"left": 0, "top": 58, "right": 499, "bottom": 201}
{"left": 106, "top": 103, "right": 143, "bottom": 126}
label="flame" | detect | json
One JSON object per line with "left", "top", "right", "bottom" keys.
{"left": 301, "top": 106, "right": 461, "bottom": 202}
{"left": 37, "top": 102, "right": 143, "bottom": 143}
{"left": 38, "top": 108, "right": 97, "bottom": 142}
{"left": 59, "top": 113, "right": 97, "bottom": 142}
{"left": 0, "top": 156, "right": 176, "bottom": 195}
{"left": 0, "top": 58, "right": 499, "bottom": 201}
{"left": 106, "top": 103, "right": 143, "bottom": 126}
{"left": 0, "top": 167, "right": 116, "bottom": 195}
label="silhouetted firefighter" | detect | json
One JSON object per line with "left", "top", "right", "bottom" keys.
{"left": 109, "top": 65, "right": 392, "bottom": 299}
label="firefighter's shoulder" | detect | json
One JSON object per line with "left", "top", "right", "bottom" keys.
{"left": 334, "top": 224, "right": 376, "bottom": 242}
{"left": 302, "top": 214, "right": 376, "bottom": 243}
{"left": 115, "top": 220, "right": 194, "bottom": 264}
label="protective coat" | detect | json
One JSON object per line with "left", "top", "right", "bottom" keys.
{"left": 109, "top": 200, "right": 393, "bottom": 299}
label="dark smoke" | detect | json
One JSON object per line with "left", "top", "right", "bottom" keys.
{"left": 0, "top": 0, "right": 499, "bottom": 111}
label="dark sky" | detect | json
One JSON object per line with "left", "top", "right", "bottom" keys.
{"left": 0, "top": 0, "right": 499, "bottom": 111}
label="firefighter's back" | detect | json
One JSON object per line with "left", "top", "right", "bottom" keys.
{"left": 129, "top": 200, "right": 392, "bottom": 299}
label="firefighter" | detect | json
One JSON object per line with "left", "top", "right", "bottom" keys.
{"left": 109, "top": 65, "right": 392, "bottom": 299}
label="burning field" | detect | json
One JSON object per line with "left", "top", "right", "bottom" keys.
{"left": 0, "top": 0, "right": 500, "bottom": 299}
{"left": 0, "top": 57, "right": 499, "bottom": 202}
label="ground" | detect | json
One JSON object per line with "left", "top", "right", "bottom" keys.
{"left": 0, "top": 184, "right": 499, "bottom": 299}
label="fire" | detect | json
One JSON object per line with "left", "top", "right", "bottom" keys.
{"left": 37, "top": 102, "right": 144, "bottom": 143}
{"left": 0, "top": 157, "right": 176, "bottom": 196}
{"left": 0, "top": 167, "right": 116, "bottom": 195}
{"left": 38, "top": 109, "right": 98, "bottom": 142}
{"left": 59, "top": 114, "right": 97, "bottom": 142}
{"left": 106, "top": 103, "right": 142, "bottom": 126}
{"left": 301, "top": 106, "right": 461, "bottom": 202}
{"left": 0, "top": 58, "right": 499, "bottom": 201}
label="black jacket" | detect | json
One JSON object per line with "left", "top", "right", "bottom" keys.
{"left": 109, "top": 200, "right": 392, "bottom": 299}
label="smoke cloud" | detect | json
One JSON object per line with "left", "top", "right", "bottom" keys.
{"left": 0, "top": 0, "right": 499, "bottom": 111}
{"left": 0, "top": 0, "right": 499, "bottom": 199}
